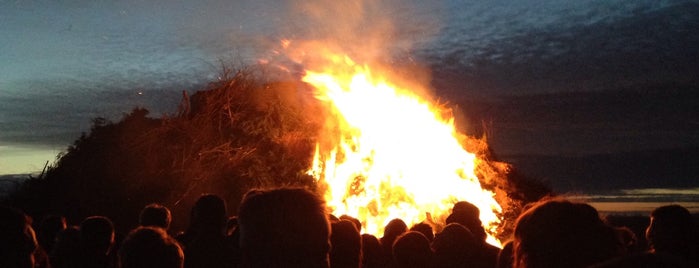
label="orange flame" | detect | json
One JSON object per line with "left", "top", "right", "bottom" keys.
{"left": 303, "top": 55, "right": 502, "bottom": 247}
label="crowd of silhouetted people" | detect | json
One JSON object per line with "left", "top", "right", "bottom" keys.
{"left": 2, "top": 187, "right": 697, "bottom": 268}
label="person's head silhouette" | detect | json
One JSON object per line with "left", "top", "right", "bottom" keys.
{"left": 119, "top": 226, "right": 184, "bottom": 268}
{"left": 139, "top": 203, "right": 172, "bottom": 230}
{"left": 646, "top": 204, "right": 693, "bottom": 258}
{"left": 238, "top": 187, "right": 331, "bottom": 267}
{"left": 513, "top": 198, "right": 620, "bottom": 268}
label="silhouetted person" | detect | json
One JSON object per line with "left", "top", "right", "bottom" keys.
{"left": 452, "top": 201, "right": 480, "bottom": 222}
{"left": 646, "top": 205, "right": 694, "bottom": 259}
{"left": 496, "top": 240, "right": 514, "bottom": 268}
{"left": 331, "top": 219, "right": 362, "bottom": 268}
{"left": 592, "top": 204, "right": 699, "bottom": 268}
{"left": 392, "top": 231, "right": 432, "bottom": 268}
{"left": 431, "top": 223, "right": 479, "bottom": 268}
{"left": 223, "top": 215, "right": 241, "bottom": 267}
{"left": 340, "top": 214, "right": 362, "bottom": 233}
{"left": 361, "top": 233, "right": 384, "bottom": 268}
{"left": 0, "top": 205, "right": 38, "bottom": 268}
{"left": 177, "top": 194, "right": 236, "bottom": 268}
{"left": 139, "top": 203, "right": 172, "bottom": 230}
{"left": 37, "top": 215, "right": 66, "bottom": 256}
{"left": 513, "top": 198, "right": 621, "bottom": 268}
{"left": 380, "top": 218, "right": 408, "bottom": 267}
{"left": 446, "top": 201, "right": 499, "bottom": 268}
{"left": 238, "top": 187, "right": 331, "bottom": 268}
{"left": 119, "top": 226, "right": 184, "bottom": 268}
{"left": 226, "top": 216, "right": 238, "bottom": 236}
{"left": 329, "top": 214, "right": 340, "bottom": 223}
{"left": 80, "top": 216, "right": 116, "bottom": 268}
{"left": 410, "top": 222, "right": 434, "bottom": 242}
{"left": 614, "top": 226, "right": 638, "bottom": 256}
{"left": 228, "top": 221, "right": 242, "bottom": 266}
{"left": 33, "top": 215, "right": 66, "bottom": 268}
{"left": 50, "top": 226, "right": 81, "bottom": 268}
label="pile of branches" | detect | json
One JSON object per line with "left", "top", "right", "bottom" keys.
{"left": 8, "top": 65, "right": 325, "bottom": 232}
{"left": 6, "top": 64, "right": 551, "bottom": 237}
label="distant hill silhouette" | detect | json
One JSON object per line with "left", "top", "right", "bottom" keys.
{"left": 0, "top": 175, "right": 25, "bottom": 198}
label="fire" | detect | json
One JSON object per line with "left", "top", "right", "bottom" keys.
{"left": 303, "top": 55, "right": 502, "bottom": 247}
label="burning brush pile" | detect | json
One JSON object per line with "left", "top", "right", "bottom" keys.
{"left": 303, "top": 61, "right": 485, "bottom": 245}
{"left": 287, "top": 47, "right": 541, "bottom": 245}
{"left": 192, "top": 49, "right": 549, "bottom": 244}
{"left": 14, "top": 50, "right": 551, "bottom": 242}
{"left": 168, "top": 51, "right": 548, "bottom": 243}
{"left": 11, "top": 3, "right": 551, "bottom": 243}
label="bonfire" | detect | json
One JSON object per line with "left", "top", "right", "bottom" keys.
{"left": 282, "top": 47, "right": 510, "bottom": 246}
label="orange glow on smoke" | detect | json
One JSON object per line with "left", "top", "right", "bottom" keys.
{"left": 304, "top": 55, "right": 502, "bottom": 247}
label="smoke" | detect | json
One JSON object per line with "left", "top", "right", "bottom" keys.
{"left": 238, "top": 0, "right": 447, "bottom": 102}
{"left": 167, "top": 0, "right": 444, "bottom": 63}
{"left": 277, "top": 0, "right": 444, "bottom": 62}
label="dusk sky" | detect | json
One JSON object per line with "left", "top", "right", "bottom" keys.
{"left": 1, "top": 0, "right": 698, "bottom": 200}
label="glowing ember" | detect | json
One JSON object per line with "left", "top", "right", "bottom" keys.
{"left": 304, "top": 55, "right": 502, "bottom": 247}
